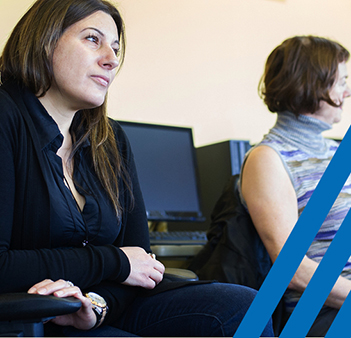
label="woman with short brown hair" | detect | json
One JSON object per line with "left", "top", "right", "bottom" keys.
{"left": 240, "top": 35, "right": 351, "bottom": 336}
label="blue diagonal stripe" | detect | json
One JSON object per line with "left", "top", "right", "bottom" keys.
{"left": 325, "top": 287, "right": 351, "bottom": 337}
{"left": 233, "top": 126, "right": 351, "bottom": 338}
{"left": 280, "top": 207, "right": 351, "bottom": 338}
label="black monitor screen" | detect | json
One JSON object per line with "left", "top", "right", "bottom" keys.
{"left": 118, "top": 121, "right": 204, "bottom": 222}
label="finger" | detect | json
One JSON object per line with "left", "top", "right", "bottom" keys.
{"left": 29, "top": 279, "right": 75, "bottom": 296}
{"left": 143, "top": 278, "right": 158, "bottom": 290}
{"left": 154, "top": 260, "right": 165, "bottom": 274}
{"left": 149, "top": 269, "right": 164, "bottom": 285}
{"left": 39, "top": 279, "right": 73, "bottom": 295}
{"left": 28, "top": 279, "right": 54, "bottom": 294}
{"left": 148, "top": 253, "right": 156, "bottom": 260}
{"left": 147, "top": 252, "right": 165, "bottom": 272}
{"left": 54, "top": 285, "right": 81, "bottom": 298}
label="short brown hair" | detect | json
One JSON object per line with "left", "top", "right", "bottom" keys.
{"left": 259, "top": 36, "right": 350, "bottom": 115}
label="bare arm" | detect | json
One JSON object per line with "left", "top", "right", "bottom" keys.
{"left": 241, "top": 145, "right": 350, "bottom": 309}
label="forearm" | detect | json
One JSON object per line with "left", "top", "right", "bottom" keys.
{"left": 0, "top": 245, "right": 130, "bottom": 293}
{"left": 288, "top": 256, "right": 351, "bottom": 309}
{"left": 326, "top": 275, "right": 351, "bottom": 308}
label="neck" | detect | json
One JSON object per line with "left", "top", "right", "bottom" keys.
{"left": 37, "top": 94, "right": 76, "bottom": 137}
{"left": 269, "top": 111, "right": 332, "bottom": 155}
{"left": 37, "top": 95, "right": 76, "bottom": 168}
{"left": 38, "top": 93, "right": 77, "bottom": 159}
{"left": 57, "top": 135, "right": 73, "bottom": 163}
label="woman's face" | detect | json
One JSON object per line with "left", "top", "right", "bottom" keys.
{"left": 313, "top": 62, "right": 351, "bottom": 125}
{"left": 47, "top": 10, "right": 120, "bottom": 113}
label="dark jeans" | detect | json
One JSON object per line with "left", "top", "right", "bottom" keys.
{"left": 60, "top": 283, "right": 273, "bottom": 337}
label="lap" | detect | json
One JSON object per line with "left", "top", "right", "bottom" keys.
{"left": 113, "top": 282, "right": 273, "bottom": 337}
{"left": 46, "top": 283, "right": 274, "bottom": 337}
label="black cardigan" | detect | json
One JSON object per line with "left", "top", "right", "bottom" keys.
{"left": 0, "top": 81, "right": 153, "bottom": 322}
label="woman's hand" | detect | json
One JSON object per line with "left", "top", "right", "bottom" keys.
{"left": 120, "top": 247, "right": 165, "bottom": 289}
{"left": 28, "top": 279, "right": 96, "bottom": 330}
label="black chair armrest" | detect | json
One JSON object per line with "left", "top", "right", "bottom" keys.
{"left": 0, "top": 293, "right": 82, "bottom": 322}
{"left": 0, "top": 293, "right": 82, "bottom": 337}
{"left": 0, "top": 293, "right": 82, "bottom": 321}
{"left": 164, "top": 268, "right": 199, "bottom": 281}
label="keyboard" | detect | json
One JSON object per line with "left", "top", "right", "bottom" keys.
{"left": 149, "top": 231, "right": 208, "bottom": 245}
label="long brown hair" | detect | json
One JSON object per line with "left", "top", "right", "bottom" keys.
{"left": 259, "top": 36, "right": 350, "bottom": 115}
{"left": 0, "top": 0, "right": 131, "bottom": 217}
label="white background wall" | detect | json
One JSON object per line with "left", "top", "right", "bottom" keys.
{"left": 2, "top": 0, "right": 351, "bottom": 147}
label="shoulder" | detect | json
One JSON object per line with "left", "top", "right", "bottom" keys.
{"left": 0, "top": 82, "right": 28, "bottom": 121}
{"left": 108, "top": 118, "right": 127, "bottom": 142}
{"left": 241, "top": 144, "right": 294, "bottom": 199}
{"left": 244, "top": 144, "right": 285, "bottom": 173}
{"left": 108, "top": 118, "right": 123, "bottom": 134}
{"left": 0, "top": 86, "right": 25, "bottom": 134}
{"left": 0, "top": 86, "right": 20, "bottom": 116}
{"left": 108, "top": 118, "right": 133, "bottom": 158}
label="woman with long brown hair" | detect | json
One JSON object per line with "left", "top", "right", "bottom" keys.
{"left": 0, "top": 0, "right": 274, "bottom": 336}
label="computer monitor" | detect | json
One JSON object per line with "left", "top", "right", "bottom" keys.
{"left": 118, "top": 121, "right": 204, "bottom": 222}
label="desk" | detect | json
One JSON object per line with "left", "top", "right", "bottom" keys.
{"left": 151, "top": 244, "right": 204, "bottom": 268}
{"left": 151, "top": 244, "right": 204, "bottom": 258}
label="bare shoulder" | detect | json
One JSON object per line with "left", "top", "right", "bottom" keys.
{"left": 242, "top": 145, "right": 290, "bottom": 187}
{"left": 241, "top": 144, "right": 296, "bottom": 215}
{"left": 246, "top": 145, "right": 284, "bottom": 167}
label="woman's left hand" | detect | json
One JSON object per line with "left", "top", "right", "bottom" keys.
{"left": 28, "top": 279, "right": 96, "bottom": 330}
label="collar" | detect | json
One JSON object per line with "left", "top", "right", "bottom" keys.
{"left": 20, "top": 86, "right": 90, "bottom": 153}
{"left": 21, "top": 87, "right": 62, "bottom": 152}
{"left": 268, "top": 111, "right": 333, "bottom": 155}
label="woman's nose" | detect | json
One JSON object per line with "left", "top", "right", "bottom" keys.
{"left": 99, "top": 46, "right": 119, "bottom": 70}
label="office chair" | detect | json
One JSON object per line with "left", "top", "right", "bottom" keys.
{"left": 0, "top": 269, "right": 197, "bottom": 337}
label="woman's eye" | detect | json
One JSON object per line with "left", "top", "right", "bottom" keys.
{"left": 86, "top": 35, "right": 99, "bottom": 44}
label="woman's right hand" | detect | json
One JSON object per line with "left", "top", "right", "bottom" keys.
{"left": 120, "top": 247, "right": 165, "bottom": 289}
{"left": 28, "top": 279, "right": 96, "bottom": 330}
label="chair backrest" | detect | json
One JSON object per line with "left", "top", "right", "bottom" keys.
{"left": 189, "top": 174, "right": 271, "bottom": 288}
{"left": 188, "top": 174, "right": 288, "bottom": 335}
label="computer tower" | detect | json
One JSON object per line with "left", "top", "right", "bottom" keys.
{"left": 195, "top": 140, "right": 251, "bottom": 230}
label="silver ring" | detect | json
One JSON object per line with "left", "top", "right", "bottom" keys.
{"left": 66, "top": 281, "right": 74, "bottom": 287}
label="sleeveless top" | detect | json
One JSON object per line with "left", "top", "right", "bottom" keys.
{"left": 239, "top": 111, "right": 351, "bottom": 311}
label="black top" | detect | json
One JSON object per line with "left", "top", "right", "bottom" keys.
{"left": 0, "top": 80, "right": 152, "bottom": 322}
{"left": 27, "top": 88, "right": 120, "bottom": 248}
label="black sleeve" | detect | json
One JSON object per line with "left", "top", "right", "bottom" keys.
{"left": 0, "top": 92, "right": 130, "bottom": 293}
